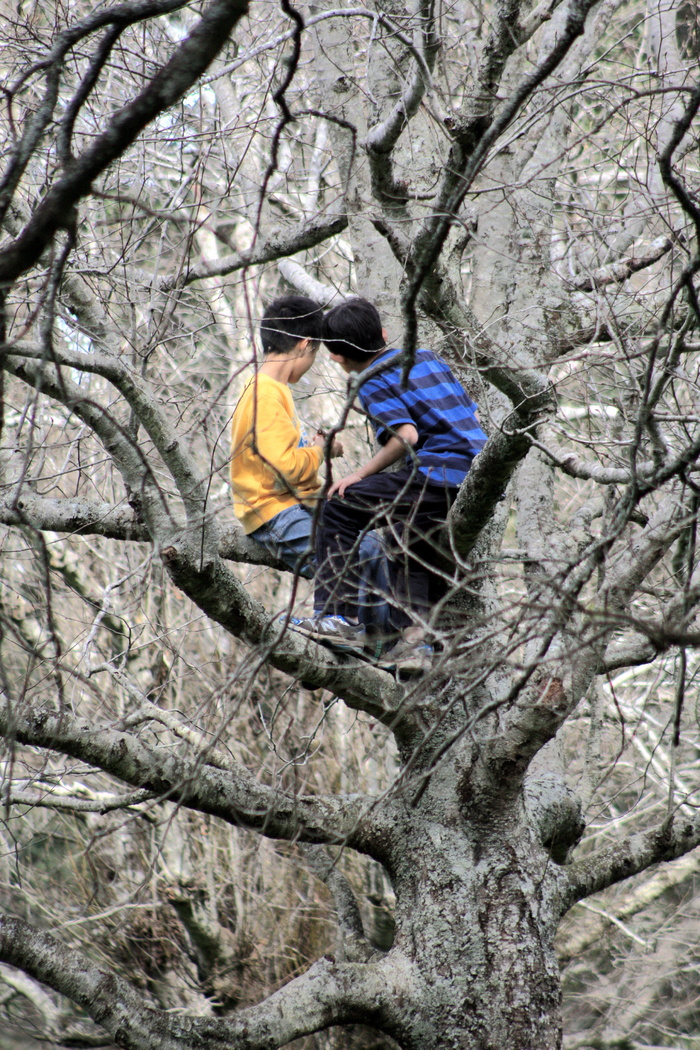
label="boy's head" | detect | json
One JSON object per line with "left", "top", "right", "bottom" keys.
{"left": 260, "top": 295, "right": 324, "bottom": 356}
{"left": 321, "top": 297, "right": 386, "bottom": 368}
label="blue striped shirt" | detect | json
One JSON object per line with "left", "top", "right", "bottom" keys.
{"left": 358, "top": 347, "right": 487, "bottom": 487}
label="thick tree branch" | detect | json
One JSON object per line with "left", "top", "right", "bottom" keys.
{"left": 0, "top": 916, "right": 395, "bottom": 1049}
{"left": 0, "top": 492, "right": 149, "bottom": 541}
{"left": 446, "top": 426, "right": 531, "bottom": 559}
{"left": 0, "top": 492, "right": 280, "bottom": 566}
{"left": 0, "top": 702, "right": 375, "bottom": 850}
{"left": 600, "top": 632, "right": 659, "bottom": 672}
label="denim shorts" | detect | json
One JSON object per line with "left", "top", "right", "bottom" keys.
{"left": 251, "top": 504, "right": 316, "bottom": 579}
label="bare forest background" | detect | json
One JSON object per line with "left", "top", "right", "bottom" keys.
{"left": 1, "top": 0, "right": 700, "bottom": 1046}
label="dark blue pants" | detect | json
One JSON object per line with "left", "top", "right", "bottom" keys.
{"left": 314, "top": 468, "right": 456, "bottom": 631}
{"left": 251, "top": 503, "right": 392, "bottom": 633}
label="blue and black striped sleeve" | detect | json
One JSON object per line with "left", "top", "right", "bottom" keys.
{"left": 358, "top": 367, "right": 415, "bottom": 444}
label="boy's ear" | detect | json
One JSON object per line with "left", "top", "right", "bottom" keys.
{"left": 329, "top": 351, "right": 357, "bottom": 374}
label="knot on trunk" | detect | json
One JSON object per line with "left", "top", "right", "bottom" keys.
{"left": 524, "top": 772, "right": 584, "bottom": 864}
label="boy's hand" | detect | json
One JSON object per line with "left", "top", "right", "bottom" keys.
{"left": 327, "top": 471, "right": 364, "bottom": 499}
{"left": 314, "top": 432, "right": 344, "bottom": 458}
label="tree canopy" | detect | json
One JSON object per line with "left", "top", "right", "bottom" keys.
{"left": 1, "top": 0, "right": 700, "bottom": 1047}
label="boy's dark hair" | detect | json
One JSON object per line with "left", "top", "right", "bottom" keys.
{"left": 260, "top": 295, "right": 324, "bottom": 355}
{"left": 321, "top": 297, "right": 386, "bottom": 363}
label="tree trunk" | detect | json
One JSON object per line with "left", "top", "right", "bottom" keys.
{"left": 391, "top": 835, "right": 561, "bottom": 1049}
{"left": 364, "top": 757, "right": 567, "bottom": 1050}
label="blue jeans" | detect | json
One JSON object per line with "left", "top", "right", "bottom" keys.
{"left": 315, "top": 468, "right": 455, "bottom": 632}
{"left": 251, "top": 504, "right": 317, "bottom": 579}
{"left": 251, "top": 504, "right": 391, "bottom": 633}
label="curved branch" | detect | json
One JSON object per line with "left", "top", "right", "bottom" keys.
{"left": 4, "top": 356, "right": 170, "bottom": 536}
{"left": 529, "top": 438, "right": 657, "bottom": 485}
{"left": 0, "top": 701, "right": 372, "bottom": 849}
{"left": 302, "top": 845, "right": 380, "bottom": 962}
{"left": 472, "top": 672, "right": 570, "bottom": 796}
{"left": 557, "top": 847, "right": 700, "bottom": 964}
{"left": 0, "top": 916, "right": 393, "bottom": 1049}
{"left": 600, "top": 632, "right": 659, "bottom": 672}
{"left": 562, "top": 815, "right": 700, "bottom": 913}
{"left": 363, "top": 0, "right": 439, "bottom": 211}
{"left": 277, "top": 259, "right": 346, "bottom": 305}
{"left": 658, "top": 83, "right": 700, "bottom": 241}
{"left": 567, "top": 235, "right": 674, "bottom": 292}
{"left": 159, "top": 213, "right": 349, "bottom": 291}
{"left": 7, "top": 345, "right": 213, "bottom": 537}
{"left": 0, "top": 962, "right": 62, "bottom": 1039}
{"left": 401, "top": 0, "right": 597, "bottom": 351}
{"left": 0, "top": 0, "right": 192, "bottom": 227}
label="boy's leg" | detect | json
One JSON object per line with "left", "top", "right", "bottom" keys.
{"left": 382, "top": 479, "right": 454, "bottom": 627}
{"left": 251, "top": 504, "right": 389, "bottom": 632}
{"left": 314, "top": 469, "right": 452, "bottom": 628}
{"left": 357, "top": 531, "right": 392, "bottom": 636}
{"left": 249, "top": 504, "right": 315, "bottom": 579}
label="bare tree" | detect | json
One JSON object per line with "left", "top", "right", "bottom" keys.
{"left": 1, "top": 0, "right": 700, "bottom": 1047}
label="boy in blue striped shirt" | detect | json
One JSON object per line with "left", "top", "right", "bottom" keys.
{"left": 291, "top": 297, "right": 487, "bottom": 673}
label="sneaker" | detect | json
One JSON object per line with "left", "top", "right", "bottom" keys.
{"left": 381, "top": 628, "right": 434, "bottom": 677}
{"left": 280, "top": 614, "right": 367, "bottom": 656}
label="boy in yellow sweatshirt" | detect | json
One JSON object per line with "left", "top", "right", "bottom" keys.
{"left": 230, "top": 295, "right": 342, "bottom": 579}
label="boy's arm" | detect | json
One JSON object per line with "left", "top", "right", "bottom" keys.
{"left": 327, "top": 424, "right": 418, "bottom": 499}
{"left": 253, "top": 391, "right": 324, "bottom": 490}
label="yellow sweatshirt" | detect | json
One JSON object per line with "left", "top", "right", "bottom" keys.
{"left": 230, "top": 373, "right": 324, "bottom": 534}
